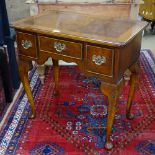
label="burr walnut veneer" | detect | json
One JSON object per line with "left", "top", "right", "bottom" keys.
{"left": 12, "top": 10, "right": 147, "bottom": 150}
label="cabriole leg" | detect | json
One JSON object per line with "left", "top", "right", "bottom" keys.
{"left": 52, "top": 59, "right": 59, "bottom": 96}
{"left": 100, "top": 80, "right": 124, "bottom": 150}
{"left": 126, "top": 62, "right": 140, "bottom": 119}
{"left": 19, "top": 60, "right": 35, "bottom": 118}
{"left": 37, "top": 64, "right": 45, "bottom": 84}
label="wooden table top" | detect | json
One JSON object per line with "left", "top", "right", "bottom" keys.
{"left": 12, "top": 10, "right": 147, "bottom": 47}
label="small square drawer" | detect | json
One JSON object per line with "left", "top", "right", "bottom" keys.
{"left": 16, "top": 32, "right": 37, "bottom": 58}
{"left": 85, "top": 45, "right": 114, "bottom": 77}
{"left": 39, "top": 36, "right": 82, "bottom": 59}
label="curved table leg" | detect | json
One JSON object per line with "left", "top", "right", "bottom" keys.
{"left": 52, "top": 59, "right": 59, "bottom": 96}
{"left": 37, "top": 64, "right": 45, "bottom": 84}
{"left": 19, "top": 60, "right": 35, "bottom": 118}
{"left": 126, "top": 62, "right": 140, "bottom": 119}
{"left": 100, "top": 79, "right": 124, "bottom": 150}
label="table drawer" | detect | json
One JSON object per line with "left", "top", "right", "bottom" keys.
{"left": 16, "top": 32, "right": 37, "bottom": 58}
{"left": 39, "top": 36, "right": 82, "bottom": 59}
{"left": 85, "top": 45, "right": 114, "bottom": 77}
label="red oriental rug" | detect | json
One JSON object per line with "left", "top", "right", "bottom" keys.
{"left": 0, "top": 49, "right": 155, "bottom": 155}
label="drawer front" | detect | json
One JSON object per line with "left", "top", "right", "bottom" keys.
{"left": 85, "top": 45, "right": 114, "bottom": 77}
{"left": 39, "top": 36, "right": 82, "bottom": 59}
{"left": 16, "top": 32, "right": 37, "bottom": 58}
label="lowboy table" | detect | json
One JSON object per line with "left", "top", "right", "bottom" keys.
{"left": 12, "top": 10, "right": 147, "bottom": 149}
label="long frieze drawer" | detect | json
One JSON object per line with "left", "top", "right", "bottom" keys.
{"left": 16, "top": 32, "right": 37, "bottom": 58}
{"left": 85, "top": 45, "right": 114, "bottom": 77}
{"left": 39, "top": 36, "right": 82, "bottom": 59}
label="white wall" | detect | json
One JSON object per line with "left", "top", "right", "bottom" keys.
{"left": 6, "top": 0, "right": 30, "bottom": 22}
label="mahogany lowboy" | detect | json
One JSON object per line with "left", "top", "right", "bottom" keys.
{"left": 12, "top": 10, "right": 147, "bottom": 149}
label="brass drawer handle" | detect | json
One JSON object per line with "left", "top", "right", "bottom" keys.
{"left": 54, "top": 42, "right": 66, "bottom": 52}
{"left": 92, "top": 55, "right": 106, "bottom": 65}
{"left": 21, "top": 40, "right": 32, "bottom": 49}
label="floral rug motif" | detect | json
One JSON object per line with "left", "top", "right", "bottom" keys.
{"left": 0, "top": 49, "right": 155, "bottom": 155}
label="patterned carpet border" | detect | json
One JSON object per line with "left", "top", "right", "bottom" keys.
{"left": 0, "top": 68, "right": 41, "bottom": 155}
